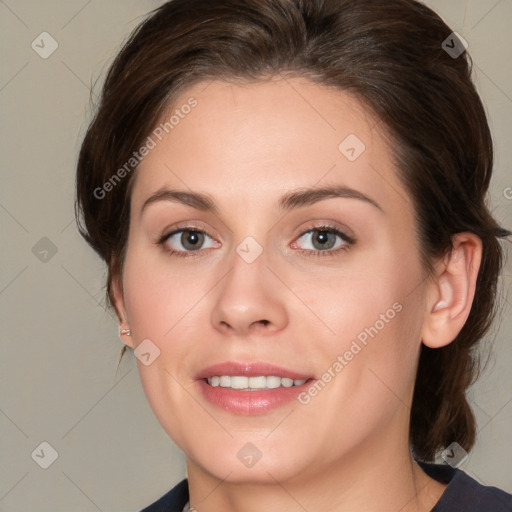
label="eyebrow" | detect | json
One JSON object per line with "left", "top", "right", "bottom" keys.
{"left": 140, "top": 184, "right": 383, "bottom": 217}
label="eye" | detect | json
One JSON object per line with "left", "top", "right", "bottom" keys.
{"left": 292, "top": 225, "right": 355, "bottom": 257}
{"left": 157, "top": 223, "right": 355, "bottom": 259}
{"left": 158, "top": 227, "right": 219, "bottom": 258}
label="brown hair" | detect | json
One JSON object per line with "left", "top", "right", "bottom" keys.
{"left": 75, "top": 0, "right": 510, "bottom": 461}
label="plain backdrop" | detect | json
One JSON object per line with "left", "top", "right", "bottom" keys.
{"left": 0, "top": 1, "right": 511, "bottom": 510}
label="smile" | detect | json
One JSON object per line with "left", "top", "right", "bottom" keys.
{"left": 195, "top": 362, "right": 315, "bottom": 414}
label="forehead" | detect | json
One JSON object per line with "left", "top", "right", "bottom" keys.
{"left": 131, "top": 77, "right": 411, "bottom": 216}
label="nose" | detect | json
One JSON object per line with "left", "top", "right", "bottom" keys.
{"left": 210, "top": 249, "right": 288, "bottom": 337}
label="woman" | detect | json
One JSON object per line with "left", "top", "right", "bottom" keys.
{"left": 76, "top": 0, "right": 511, "bottom": 510}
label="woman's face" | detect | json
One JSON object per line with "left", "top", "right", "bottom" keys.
{"left": 116, "top": 77, "right": 430, "bottom": 483}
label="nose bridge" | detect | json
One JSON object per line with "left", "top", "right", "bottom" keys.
{"left": 210, "top": 237, "right": 288, "bottom": 335}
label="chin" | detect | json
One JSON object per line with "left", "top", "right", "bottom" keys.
{"left": 186, "top": 435, "right": 313, "bottom": 485}
{"left": 202, "top": 457, "right": 304, "bottom": 485}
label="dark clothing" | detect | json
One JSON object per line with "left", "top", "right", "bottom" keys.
{"left": 141, "top": 461, "right": 512, "bottom": 511}
{"left": 141, "top": 478, "right": 188, "bottom": 512}
{"left": 418, "top": 462, "right": 512, "bottom": 511}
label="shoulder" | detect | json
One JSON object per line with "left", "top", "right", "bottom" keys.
{"left": 140, "top": 478, "right": 189, "bottom": 512}
{"left": 418, "top": 461, "right": 512, "bottom": 512}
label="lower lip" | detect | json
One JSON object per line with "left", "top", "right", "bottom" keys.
{"left": 197, "top": 379, "right": 314, "bottom": 415}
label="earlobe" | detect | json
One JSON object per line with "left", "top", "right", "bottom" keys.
{"left": 421, "top": 233, "right": 482, "bottom": 349}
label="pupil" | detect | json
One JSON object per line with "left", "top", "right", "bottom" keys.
{"left": 314, "top": 230, "right": 335, "bottom": 250}
{"left": 182, "top": 230, "right": 203, "bottom": 250}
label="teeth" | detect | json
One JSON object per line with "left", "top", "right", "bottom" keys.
{"left": 248, "top": 376, "right": 267, "bottom": 389}
{"left": 281, "top": 378, "right": 294, "bottom": 388}
{"left": 206, "top": 376, "right": 307, "bottom": 390}
{"left": 230, "top": 376, "right": 248, "bottom": 389}
{"left": 266, "top": 376, "right": 281, "bottom": 389}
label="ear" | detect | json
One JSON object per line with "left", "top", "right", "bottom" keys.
{"left": 111, "top": 273, "right": 134, "bottom": 349}
{"left": 421, "top": 232, "right": 483, "bottom": 349}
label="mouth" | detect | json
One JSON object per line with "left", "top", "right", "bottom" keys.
{"left": 195, "top": 362, "right": 315, "bottom": 415}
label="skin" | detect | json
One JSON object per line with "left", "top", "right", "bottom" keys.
{"left": 112, "top": 77, "right": 482, "bottom": 512}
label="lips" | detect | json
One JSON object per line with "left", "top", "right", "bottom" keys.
{"left": 194, "top": 361, "right": 315, "bottom": 415}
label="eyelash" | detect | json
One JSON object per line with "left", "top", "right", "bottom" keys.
{"left": 156, "top": 223, "right": 356, "bottom": 259}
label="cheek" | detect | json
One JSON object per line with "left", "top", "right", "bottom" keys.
{"left": 121, "top": 246, "right": 205, "bottom": 340}
{"left": 293, "top": 241, "right": 422, "bottom": 349}
{"left": 120, "top": 248, "right": 207, "bottom": 446}
{"left": 295, "top": 243, "right": 425, "bottom": 411}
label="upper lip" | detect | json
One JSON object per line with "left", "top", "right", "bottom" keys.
{"left": 194, "top": 362, "right": 312, "bottom": 381}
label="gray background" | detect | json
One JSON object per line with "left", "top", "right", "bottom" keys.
{"left": 0, "top": 1, "right": 510, "bottom": 510}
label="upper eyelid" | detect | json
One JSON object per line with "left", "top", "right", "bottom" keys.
{"left": 299, "top": 223, "right": 354, "bottom": 238}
